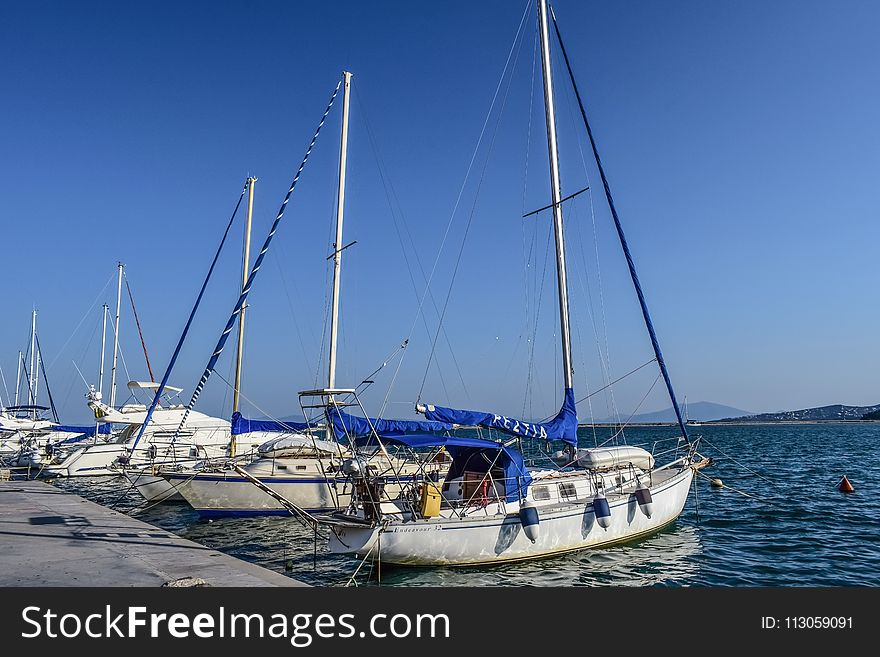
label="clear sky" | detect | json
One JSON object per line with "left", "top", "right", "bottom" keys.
{"left": 1, "top": 0, "right": 878, "bottom": 425}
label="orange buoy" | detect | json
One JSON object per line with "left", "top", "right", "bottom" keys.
{"left": 838, "top": 475, "right": 854, "bottom": 493}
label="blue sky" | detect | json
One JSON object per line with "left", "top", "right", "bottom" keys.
{"left": 1, "top": 0, "right": 878, "bottom": 425}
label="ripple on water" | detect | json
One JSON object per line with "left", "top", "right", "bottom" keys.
{"left": 50, "top": 423, "right": 880, "bottom": 586}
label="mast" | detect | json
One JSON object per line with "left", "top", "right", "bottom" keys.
{"left": 109, "top": 262, "right": 123, "bottom": 408}
{"left": 28, "top": 310, "right": 37, "bottom": 412}
{"left": 327, "top": 71, "right": 352, "bottom": 393}
{"left": 14, "top": 350, "right": 22, "bottom": 406}
{"left": 231, "top": 176, "right": 256, "bottom": 458}
{"left": 233, "top": 177, "right": 256, "bottom": 415}
{"left": 98, "top": 304, "right": 108, "bottom": 397}
{"left": 538, "top": 0, "right": 574, "bottom": 391}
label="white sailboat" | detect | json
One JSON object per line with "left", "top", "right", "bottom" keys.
{"left": 166, "top": 72, "right": 450, "bottom": 515}
{"left": 0, "top": 310, "right": 106, "bottom": 469}
{"left": 42, "top": 266, "right": 245, "bottom": 481}
{"left": 322, "top": 0, "right": 710, "bottom": 567}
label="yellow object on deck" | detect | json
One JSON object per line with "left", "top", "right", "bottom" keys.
{"left": 420, "top": 482, "right": 442, "bottom": 518}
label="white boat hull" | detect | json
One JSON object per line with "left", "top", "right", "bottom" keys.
{"left": 166, "top": 470, "right": 350, "bottom": 516}
{"left": 124, "top": 470, "right": 185, "bottom": 503}
{"left": 328, "top": 466, "right": 694, "bottom": 566}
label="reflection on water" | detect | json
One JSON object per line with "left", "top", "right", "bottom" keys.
{"left": 50, "top": 423, "right": 880, "bottom": 587}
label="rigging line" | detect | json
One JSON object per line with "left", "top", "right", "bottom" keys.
{"left": 212, "top": 370, "right": 324, "bottom": 428}
{"left": 550, "top": 6, "right": 690, "bottom": 443}
{"left": 0, "top": 367, "right": 9, "bottom": 408}
{"left": 354, "top": 339, "right": 407, "bottom": 393}
{"left": 45, "top": 272, "right": 115, "bottom": 372}
{"left": 418, "top": 4, "right": 532, "bottom": 402}
{"left": 376, "top": 340, "right": 410, "bottom": 419}
{"left": 413, "top": 0, "right": 532, "bottom": 399}
{"left": 558, "top": 44, "right": 618, "bottom": 426}
{"left": 171, "top": 79, "right": 343, "bottom": 443}
{"left": 352, "top": 88, "right": 465, "bottom": 402}
{"left": 60, "top": 307, "right": 101, "bottom": 419}
{"left": 127, "top": 179, "right": 249, "bottom": 452}
{"left": 597, "top": 371, "right": 662, "bottom": 447}
{"left": 697, "top": 435, "right": 778, "bottom": 485}
{"left": 270, "top": 250, "right": 315, "bottom": 377}
{"left": 106, "top": 314, "right": 134, "bottom": 397}
{"left": 694, "top": 469, "right": 776, "bottom": 505}
{"left": 513, "top": 28, "right": 539, "bottom": 410}
{"left": 124, "top": 274, "right": 154, "bottom": 382}
{"left": 34, "top": 335, "right": 58, "bottom": 423}
{"left": 523, "top": 216, "right": 554, "bottom": 419}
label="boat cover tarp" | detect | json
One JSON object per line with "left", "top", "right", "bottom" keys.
{"left": 54, "top": 423, "right": 113, "bottom": 445}
{"left": 421, "top": 387, "right": 578, "bottom": 446}
{"left": 257, "top": 434, "right": 341, "bottom": 456}
{"left": 53, "top": 424, "right": 112, "bottom": 434}
{"left": 231, "top": 411, "right": 310, "bottom": 436}
{"left": 358, "top": 434, "right": 531, "bottom": 503}
{"left": 329, "top": 407, "right": 453, "bottom": 440}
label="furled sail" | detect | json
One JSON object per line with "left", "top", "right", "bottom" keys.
{"left": 231, "top": 411, "right": 310, "bottom": 436}
{"left": 329, "top": 406, "right": 453, "bottom": 441}
{"left": 417, "top": 388, "right": 578, "bottom": 446}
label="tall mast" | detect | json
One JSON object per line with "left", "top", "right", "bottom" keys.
{"left": 28, "top": 310, "right": 37, "bottom": 411}
{"left": 109, "top": 262, "right": 124, "bottom": 408}
{"left": 233, "top": 177, "right": 256, "bottom": 415}
{"left": 14, "top": 350, "right": 22, "bottom": 406}
{"left": 327, "top": 71, "right": 352, "bottom": 392}
{"left": 538, "top": 0, "right": 574, "bottom": 391}
{"left": 98, "top": 304, "right": 109, "bottom": 397}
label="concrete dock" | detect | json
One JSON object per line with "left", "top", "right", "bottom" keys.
{"left": 0, "top": 480, "right": 306, "bottom": 586}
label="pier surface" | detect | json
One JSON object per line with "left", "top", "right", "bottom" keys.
{"left": 0, "top": 480, "right": 305, "bottom": 587}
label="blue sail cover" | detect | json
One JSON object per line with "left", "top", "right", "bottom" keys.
{"left": 231, "top": 411, "right": 310, "bottom": 436}
{"left": 421, "top": 388, "right": 578, "bottom": 446}
{"left": 54, "top": 424, "right": 112, "bottom": 435}
{"left": 54, "top": 423, "right": 112, "bottom": 445}
{"left": 329, "top": 407, "right": 453, "bottom": 441}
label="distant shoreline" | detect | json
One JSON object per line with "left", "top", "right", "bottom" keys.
{"left": 579, "top": 420, "right": 880, "bottom": 427}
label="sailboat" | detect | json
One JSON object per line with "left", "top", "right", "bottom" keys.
{"left": 165, "top": 72, "right": 449, "bottom": 516}
{"left": 0, "top": 310, "right": 110, "bottom": 469}
{"left": 684, "top": 397, "right": 702, "bottom": 427}
{"left": 320, "top": 0, "right": 710, "bottom": 566}
{"left": 42, "top": 266, "right": 240, "bottom": 481}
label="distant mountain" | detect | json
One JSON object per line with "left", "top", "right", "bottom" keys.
{"left": 595, "top": 401, "right": 752, "bottom": 424}
{"left": 863, "top": 409, "right": 880, "bottom": 421}
{"left": 715, "top": 403, "right": 880, "bottom": 423}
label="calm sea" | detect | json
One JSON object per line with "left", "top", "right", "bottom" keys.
{"left": 52, "top": 423, "right": 880, "bottom": 587}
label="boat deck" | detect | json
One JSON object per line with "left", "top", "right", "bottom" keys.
{"left": 0, "top": 480, "right": 305, "bottom": 586}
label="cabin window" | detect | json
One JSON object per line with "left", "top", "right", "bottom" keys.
{"left": 558, "top": 483, "right": 577, "bottom": 499}
{"left": 532, "top": 486, "right": 551, "bottom": 501}
{"left": 296, "top": 465, "right": 307, "bottom": 471}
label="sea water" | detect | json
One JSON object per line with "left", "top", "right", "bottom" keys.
{"left": 52, "top": 423, "right": 880, "bottom": 587}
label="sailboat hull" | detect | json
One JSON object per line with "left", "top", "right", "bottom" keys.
{"left": 329, "top": 465, "right": 694, "bottom": 566}
{"left": 166, "top": 470, "right": 349, "bottom": 516}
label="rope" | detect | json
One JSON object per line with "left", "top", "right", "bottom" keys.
{"left": 353, "top": 87, "right": 467, "bottom": 403}
{"left": 597, "top": 372, "right": 661, "bottom": 447}
{"left": 694, "top": 469, "right": 778, "bottom": 505}
{"left": 44, "top": 272, "right": 115, "bottom": 372}
{"left": 550, "top": 7, "right": 690, "bottom": 443}
{"left": 414, "top": 0, "right": 532, "bottom": 402}
{"left": 173, "top": 78, "right": 342, "bottom": 441}
{"left": 698, "top": 435, "right": 779, "bottom": 485}
{"left": 34, "top": 335, "right": 58, "bottom": 423}
{"left": 128, "top": 180, "right": 248, "bottom": 452}
{"left": 124, "top": 275, "right": 155, "bottom": 381}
